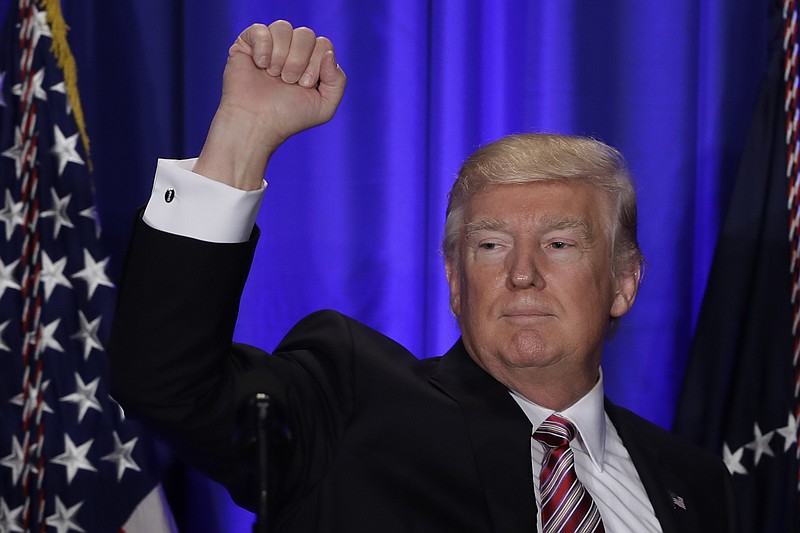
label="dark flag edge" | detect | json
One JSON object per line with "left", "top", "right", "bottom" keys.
{"left": 0, "top": 1, "right": 173, "bottom": 531}
{"left": 674, "top": 2, "right": 800, "bottom": 532}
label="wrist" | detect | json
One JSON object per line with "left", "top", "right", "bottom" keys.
{"left": 194, "top": 106, "right": 283, "bottom": 190}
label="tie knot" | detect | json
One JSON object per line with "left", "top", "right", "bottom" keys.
{"left": 532, "top": 414, "right": 576, "bottom": 448}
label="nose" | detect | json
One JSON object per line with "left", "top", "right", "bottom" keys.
{"left": 507, "top": 245, "right": 544, "bottom": 290}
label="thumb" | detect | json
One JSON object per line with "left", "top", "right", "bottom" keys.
{"left": 230, "top": 23, "right": 275, "bottom": 69}
{"left": 318, "top": 50, "right": 347, "bottom": 109}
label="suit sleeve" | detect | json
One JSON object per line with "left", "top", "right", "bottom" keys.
{"left": 107, "top": 215, "right": 357, "bottom": 513}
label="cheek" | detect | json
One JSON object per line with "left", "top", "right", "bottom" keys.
{"left": 555, "top": 267, "right": 616, "bottom": 318}
{"left": 461, "top": 270, "right": 505, "bottom": 312}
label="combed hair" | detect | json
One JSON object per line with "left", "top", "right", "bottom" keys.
{"left": 442, "top": 133, "right": 643, "bottom": 274}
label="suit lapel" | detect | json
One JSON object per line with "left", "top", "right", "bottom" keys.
{"left": 426, "top": 343, "right": 707, "bottom": 532}
{"left": 429, "top": 340, "right": 535, "bottom": 532}
{"left": 606, "top": 401, "right": 702, "bottom": 533}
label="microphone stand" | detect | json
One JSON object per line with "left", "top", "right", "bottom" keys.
{"left": 252, "top": 393, "right": 271, "bottom": 533}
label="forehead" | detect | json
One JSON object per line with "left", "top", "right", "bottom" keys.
{"left": 462, "top": 182, "right": 614, "bottom": 229}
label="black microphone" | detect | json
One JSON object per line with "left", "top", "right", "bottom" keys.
{"left": 251, "top": 392, "right": 271, "bottom": 533}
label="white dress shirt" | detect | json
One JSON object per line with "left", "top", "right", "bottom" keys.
{"left": 143, "top": 158, "right": 265, "bottom": 243}
{"left": 511, "top": 373, "right": 663, "bottom": 532}
{"left": 145, "top": 159, "right": 664, "bottom": 533}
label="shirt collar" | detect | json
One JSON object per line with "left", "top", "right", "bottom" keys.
{"left": 509, "top": 369, "right": 607, "bottom": 472}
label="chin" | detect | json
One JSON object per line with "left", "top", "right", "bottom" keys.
{"left": 503, "top": 329, "right": 554, "bottom": 367}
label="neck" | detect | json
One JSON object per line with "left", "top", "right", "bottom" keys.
{"left": 484, "top": 362, "right": 600, "bottom": 412}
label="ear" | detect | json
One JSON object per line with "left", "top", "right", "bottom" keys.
{"left": 445, "top": 257, "right": 462, "bottom": 318}
{"left": 610, "top": 262, "right": 641, "bottom": 318}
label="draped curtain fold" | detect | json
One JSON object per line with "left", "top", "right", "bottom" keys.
{"left": 0, "top": 0, "right": 768, "bottom": 530}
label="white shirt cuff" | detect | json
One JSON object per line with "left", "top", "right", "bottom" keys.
{"left": 142, "top": 158, "right": 266, "bottom": 243}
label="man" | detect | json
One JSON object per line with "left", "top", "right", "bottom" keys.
{"left": 108, "top": 21, "right": 736, "bottom": 532}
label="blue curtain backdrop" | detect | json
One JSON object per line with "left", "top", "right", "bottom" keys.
{"left": 0, "top": 0, "right": 770, "bottom": 530}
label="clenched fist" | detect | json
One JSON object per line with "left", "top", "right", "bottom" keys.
{"left": 194, "top": 21, "right": 347, "bottom": 190}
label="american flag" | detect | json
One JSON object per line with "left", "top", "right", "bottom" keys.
{"left": 673, "top": 1, "right": 800, "bottom": 530}
{"left": 0, "top": 1, "right": 173, "bottom": 531}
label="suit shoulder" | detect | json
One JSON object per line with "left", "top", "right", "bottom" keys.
{"left": 607, "top": 402, "right": 739, "bottom": 531}
{"left": 277, "top": 309, "right": 418, "bottom": 363}
{"left": 607, "top": 402, "right": 727, "bottom": 471}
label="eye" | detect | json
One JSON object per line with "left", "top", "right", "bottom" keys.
{"left": 465, "top": 229, "right": 510, "bottom": 257}
{"left": 542, "top": 238, "right": 583, "bottom": 262}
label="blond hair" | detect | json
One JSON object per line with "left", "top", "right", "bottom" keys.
{"left": 442, "top": 133, "right": 643, "bottom": 274}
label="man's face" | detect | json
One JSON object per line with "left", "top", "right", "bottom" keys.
{"left": 446, "top": 181, "right": 639, "bottom": 395}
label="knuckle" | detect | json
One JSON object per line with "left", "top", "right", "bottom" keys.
{"left": 294, "top": 26, "right": 316, "bottom": 41}
{"left": 269, "top": 19, "right": 293, "bottom": 32}
{"left": 243, "top": 23, "right": 269, "bottom": 41}
{"left": 281, "top": 58, "right": 306, "bottom": 76}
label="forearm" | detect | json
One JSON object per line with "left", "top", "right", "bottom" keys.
{"left": 108, "top": 216, "right": 259, "bottom": 478}
{"left": 107, "top": 220, "right": 358, "bottom": 511}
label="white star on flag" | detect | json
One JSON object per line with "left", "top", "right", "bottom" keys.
{"left": 0, "top": 258, "right": 21, "bottom": 300}
{"left": 0, "top": 320, "right": 11, "bottom": 352}
{"left": 722, "top": 442, "right": 748, "bottom": 476}
{"left": 0, "top": 188, "right": 24, "bottom": 240}
{"left": 39, "top": 251, "right": 73, "bottom": 301}
{"left": 776, "top": 413, "right": 799, "bottom": 452}
{"left": 37, "top": 319, "right": 65, "bottom": 355}
{"left": 45, "top": 496, "right": 85, "bottom": 533}
{"left": 78, "top": 205, "right": 97, "bottom": 222}
{"left": 49, "top": 81, "right": 73, "bottom": 115}
{"left": 71, "top": 248, "right": 113, "bottom": 299}
{"left": 79, "top": 205, "right": 102, "bottom": 238}
{"left": 10, "top": 379, "right": 54, "bottom": 419}
{"left": 0, "top": 435, "right": 28, "bottom": 485}
{"left": 27, "top": 4, "right": 53, "bottom": 50}
{"left": 0, "top": 497, "right": 24, "bottom": 532}
{"left": 41, "top": 189, "right": 74, "bottom": 238}
{"left": 60, "top": 373, "right": 103, "bottom": 422}
{"left": 101, "top": 432, "right": 141, "bottom": 481}
{"left": 70, "top": 311, "right": 103, "bottom": 361}
{"left": 11, "top": 67, "right": 46, "bottom": 101}
{"left": 50, "top": 124, "right": 84, "bottom": 176}
{"left": 50, "top": 434, "right": 97, "bottom": 484}
{"left": 49, "top": 80, "right": 64, "bottom": 94}
{"left": 0, "top": 126, "right": 24, "bottom": 178}
{"left": 744, "top": 423, "right": 775, "bottom": 466}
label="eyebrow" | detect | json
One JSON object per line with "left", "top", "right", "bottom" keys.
{"left": 463, "top": 215, "right": 595, "bottom": 241}
{"left": 538, "top": 215, "right": 594, "bottom": 240}
{"left": 463, "top": 218, "right": 509, "bottom": 239}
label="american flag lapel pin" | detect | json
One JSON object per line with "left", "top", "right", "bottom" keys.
{"left": 669, "top": 490, "right": 687, "bottom": 511}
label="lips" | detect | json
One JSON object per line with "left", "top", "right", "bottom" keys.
{"left": 500, "top": 295, "right": 557, "bottom": 318}
{"left": 501, "top": 307, "right": 555, "bottom": 319}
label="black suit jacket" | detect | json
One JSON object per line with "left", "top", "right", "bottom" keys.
{"left": 109, "top": 218, "right": 737, "bottom": 532}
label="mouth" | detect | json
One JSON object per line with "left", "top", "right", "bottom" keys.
{"left": 501, "top": 310, "right": 555, "bottom": 322}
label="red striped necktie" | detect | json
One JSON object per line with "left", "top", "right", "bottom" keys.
{"left": 532, "top": 414, "right": 605, "bottom": 533}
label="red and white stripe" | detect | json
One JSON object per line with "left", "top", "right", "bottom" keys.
{"left": 14, "top": 0, "right": 48, "bottom": 529}
{"left": 783, "top": 0, "right": 800, "bottom": 494}
{"left": 534, "top": 415, "right": 605, "bottom": 533}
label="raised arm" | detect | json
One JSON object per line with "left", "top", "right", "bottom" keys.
{"left": 193, "top": 20, "right": 347, "bottom": 190}
{"left": 109, "top": 21, "right": 348, "bottom": 508}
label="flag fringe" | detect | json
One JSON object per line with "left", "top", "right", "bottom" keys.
{"left": 37, "top": 0, "right": 92, "bottom": 171}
